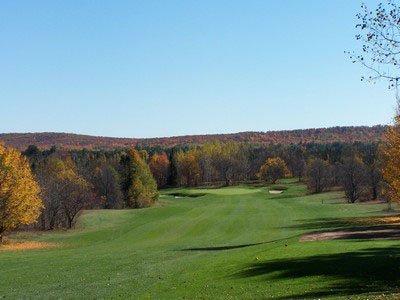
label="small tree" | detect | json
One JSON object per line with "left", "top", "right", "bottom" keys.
{"left": 258, "top": 157, "right": 290, "bottom": 184}
{"left": 121, "top": 149, "right": 158, "bottom": 208}
{"left": 340, "top": 155, "right": 367, "bottom": 203}
{"left": 306, "top": 158, "right": 331, "bottom": 194}
{"left": 0, "top": 144, "right": 42, "bottom": 242}
{"left": 60, "top": 172, "right": 94, "bottom": 228}
{"left": 36, "top": 157, "right": 64, "bottom": 230}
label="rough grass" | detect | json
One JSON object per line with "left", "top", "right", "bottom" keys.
{"left": 0, "top": 240, "right": 56, "bottom": 251}
{"left": 0, "top": 181, "right": 399, "bottom": 299}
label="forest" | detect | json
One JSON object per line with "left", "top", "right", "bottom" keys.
{"left": 0, "top": 125, "right": 386, "bottom": 150}
{"left": 0, "top": 137, "right": 383, "bottom": 237}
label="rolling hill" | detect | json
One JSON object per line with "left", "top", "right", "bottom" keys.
{"left": 0, "top": 125, "right": 387, "bottom": 150}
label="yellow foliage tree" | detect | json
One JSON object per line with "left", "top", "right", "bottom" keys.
{"left": 381, "top": 113, "right": 400, "bottom": 204}
{"left": 258, "top": 157, "right": 290, "bottom": 184}
{"left": 175, "top": 149, "right": 201, "bottom": 186}
{"left": 0, "top": 144, "right": 42, "bottom": 242}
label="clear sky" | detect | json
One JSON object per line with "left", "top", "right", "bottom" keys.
{"left": 0, "top": 0, "right": 396, "bottom": 138}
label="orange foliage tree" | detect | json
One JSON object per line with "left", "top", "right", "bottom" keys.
{"left": 175, "top": 149, "right": 201, "bottom": 186}
{"left": 149, "top": 152, "right": 170, "bottom": 188}
{"left": 0, "top": 144, "right": 42, "bottom": 242}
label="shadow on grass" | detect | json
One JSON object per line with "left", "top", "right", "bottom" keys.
{"left": 167, "top": 192, "right": 207, "bottom": 198}
{"left": 281, "top": 215, "right": 400, "bottom": 241}
{"left": 181, "top": 236, "right": 298, "bottom": 251}
{"left": 182, "top": 242, "right": 265, "bottom": 251}
{"left": 235, "top": 246, "right": 400, "bottom": 299}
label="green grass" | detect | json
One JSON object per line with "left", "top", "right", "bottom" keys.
{"left": 1, "top": 180, "right": 400, "bottom": 299}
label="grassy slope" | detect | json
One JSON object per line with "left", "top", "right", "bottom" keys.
{"left": 1, "top": 180, "right": 399, "bottom": 299}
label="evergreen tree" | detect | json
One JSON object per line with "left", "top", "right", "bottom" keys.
{"left": 122, "top": 149, "right": 158, "bottom": 208}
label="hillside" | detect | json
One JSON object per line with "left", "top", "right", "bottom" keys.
{"left": 0, "top": 125, "right": 386, "bottom": 150}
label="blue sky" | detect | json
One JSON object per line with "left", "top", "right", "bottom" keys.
{"left": 0, "top": 0, "right": 395, "bottom": 138}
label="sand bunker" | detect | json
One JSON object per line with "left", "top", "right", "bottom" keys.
{"left": 269, "top": 190, "right": 284, "bottom": 194}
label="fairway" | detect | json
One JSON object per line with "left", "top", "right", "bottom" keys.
{"left": 1, "top": 181, "right": 399, "bottom": 299}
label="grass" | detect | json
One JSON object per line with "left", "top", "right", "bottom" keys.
{"left": 1, "top": 180, "right": 400, "bottom": 299}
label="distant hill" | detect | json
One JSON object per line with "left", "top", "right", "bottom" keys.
{"left": 0, "top": 126, "right": 387, "bottom": 150}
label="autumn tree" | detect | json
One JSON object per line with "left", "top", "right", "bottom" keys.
{"left": 340, "top": 155, "right": 367, "bottom": 203}
{"left": 284, "top": 145, "right": 306, "bottom": 181}
{"left": 36, "top": 156, "right": 95, "bottom": 229}
{"left": 36, "top": 157, "right": 64, "bottom": 230}
{"left": 0, "top": 144, "right": 42, "bottom": 242}
{"left": 61, "top": 170, "right": 94, "bottom": 228}
{"left": 175, "top": 149, "right": 201, "bottom": 187}
{"left": 149, "top": 152, "right": 170, "bottom": 188}
{"left": 350, "top": 1, "right": 400, "bottom": 203}
{"left": 121, "top": 149, "right": 158, "bottom": 208}
{"left": 258, "top": 157, "right": 290, "bottom": 184}
{"left": 93, "top": 163, "right": 123, "bottom": 209}
{"left": 197, "top": 142, "right": 248, "bottom": 186}
{"left": 23, "top": 144, "right": 42, "bottom": 171}
{"left": 306, "top": 158, "right": 331, "bottom": 194}
{"left": 359, "top": 143, "right": 382, "bottom": 199}
{"left": 138, "top": 149, "right": 149, "bottom": 162}
{"left": 381, "top": 114, "right": 400, "bottom": 203}
{"left": 350, "top": 0, "right": 400, "bottom": 88}
{"left": 198, "top": 145, "right": 216, "bottom": 183}
{"left": 213, "top": 142, "right": 248, "bottom": 185}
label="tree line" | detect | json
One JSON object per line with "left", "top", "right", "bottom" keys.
{"left": 26, "top": 140, "right": 385, "bottom": 198}
{"left": 0, "top": 145, "right": 159, "bottom": 241}
{"left": 170, "top": 141, "right": 382, "bottom": 203}
{"left": 0, "top": 125, "right": 385, "bottom": 150}
{"left": 0, "top": 139, "right": 388, "bottom": 243}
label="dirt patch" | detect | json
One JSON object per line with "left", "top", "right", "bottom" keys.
{"left": 301, "top": 225, "right": 400, "bottom": 242}
{"left": 364, "top": 215, "right": 400, "bottom": 224}
{"left": 0, "top": 241, "right": 57, "bottom": 251}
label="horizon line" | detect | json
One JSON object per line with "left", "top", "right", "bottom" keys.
{"left": 0, "top": 124, "right": 387, "bottom": 140}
